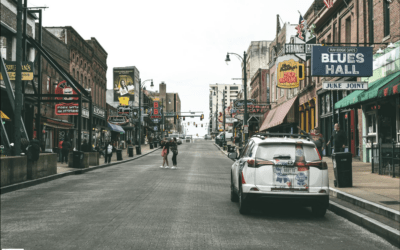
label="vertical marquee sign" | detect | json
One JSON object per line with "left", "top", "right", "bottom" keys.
{"left": 55, "top": 80, "right": 79, "bottom": 115}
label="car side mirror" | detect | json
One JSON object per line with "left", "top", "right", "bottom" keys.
{"left": 228, "top": 152, "right": 237, "bottom": 160}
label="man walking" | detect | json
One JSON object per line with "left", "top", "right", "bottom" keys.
{"left": 327, "top": 123, "right": 346, "bottom": 153}
{"left": 61, "top": 139, "right": 71, "bottom": 164}
{"left": 58, "top": 139, "right": 63, "bottom": 162}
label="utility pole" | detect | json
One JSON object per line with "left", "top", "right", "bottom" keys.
{"left": 138, "top": 78, "right": 142, "bottom": 154}
{"left": 162, "top": 98, "right": 164, "bottom": 139}
{"left": 14, "top": 0, "right": 23, "bottom": 155}
{"left": 223, "top": 89, "right": 226, "bottom": 144}
{"left": 243, "top": 51, "right": 248, "bottom": 144}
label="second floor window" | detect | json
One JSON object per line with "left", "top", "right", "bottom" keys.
{"left": 346, "top": 17, "right": 351, "bottom": 44}
{"left": 384, "top": 0, "right": 390, "bottom": 37}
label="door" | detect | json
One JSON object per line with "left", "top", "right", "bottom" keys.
{"left": 350, "top": 110, "right": 356, "bottom": 157}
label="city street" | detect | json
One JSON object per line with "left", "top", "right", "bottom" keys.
{"left": 1, "top": 140, "right": 396, "bottom": 250}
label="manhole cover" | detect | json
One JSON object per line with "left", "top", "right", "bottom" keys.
{"left": 380, "top": 201, "right": 400, "bottom": 205}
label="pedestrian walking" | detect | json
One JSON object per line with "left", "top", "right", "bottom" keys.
{"left": 327, "top": 123, "right": 347, "bottom": 153}
{"left": 297, "top": 126, "right": 325, "bottom": 157}
{"left": 104, "top": 141, "right": 114, "bottom": 164}
{"left": 170, "top": 137, "right": 178, "bottom": 170}
{"left": 81, "top": 139, "right": 91, "bottom": 152}
{"left": 61, "top": 139, "right": 71, "bottom": 164}
{"left": 58, "top": 139, "right": 63, "bottom": 162}
{"left": 160, "top": 138, "right": 170, "bottom": 169}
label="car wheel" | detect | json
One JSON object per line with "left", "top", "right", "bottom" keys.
{"left": 312, "top": 204, "right": 327, "bottom": 217}
{"left": 238, "top": 183, "right": 250, "bottom": 214}
{"left": 231, "top": 175, "right": 238, "bottom": 202}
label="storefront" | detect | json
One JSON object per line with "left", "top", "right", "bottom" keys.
{"left": 41, "top": 117, "right": 74, "bottom": 152}
{"left": 107, "top": 122, "right": 125, "bottom": 148}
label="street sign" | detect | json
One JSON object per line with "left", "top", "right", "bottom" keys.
{"left": 244, "top": 125, "right": 249, "bottom": 134}
{"left": 322, "top": 81, "right": 368, "bottom": 90}
{"left": 285, "top": 43, "right": 321, "bottom": 55}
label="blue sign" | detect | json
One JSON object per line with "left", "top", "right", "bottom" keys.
{"left": 311, "top": 47, "right": 373, "bottom": 77}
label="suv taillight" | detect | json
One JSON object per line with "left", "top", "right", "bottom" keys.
{"left": 306, "top": 161, "right": 328, "bottom": 170}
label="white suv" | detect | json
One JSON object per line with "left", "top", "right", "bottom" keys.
{"left": 229, "top": 133, "right": 329, "bottom": 216}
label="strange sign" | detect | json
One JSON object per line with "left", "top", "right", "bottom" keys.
{"left": 311, "top": 47, "right": 373, "bottom": 77}
{"left": 277, "top": 59, "right": 304, "bottom": 89}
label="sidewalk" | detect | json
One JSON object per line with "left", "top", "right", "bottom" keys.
{"left": 56, "top": 144, "right": 155, "bottom": 174}
{"left": 324, "top": 156, "right": 400, "bottom": 212}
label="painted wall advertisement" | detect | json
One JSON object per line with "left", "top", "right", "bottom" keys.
{"left": 277, "top": 59, "right": 304, "bottom": 89}
{"left": 311, "top": 46, "right": 373, "bottom": 77}
{"left": 55, "top": 80, "right": 79, "bottom": 115}
{"left": 113, "top": 67, "right": 139, "bottom": 103}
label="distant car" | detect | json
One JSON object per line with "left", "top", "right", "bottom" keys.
{"left": 177, "top": 138, "right": 182, "bottom": 145}
{"left": 228, "top": 133, "right": 329, "bottom": 216}
{"left": 185, "top": 136, "right": 192, "bottom": 143}
{"left": 179, "top": 134, "right": 185, "bottom": 139}
{"left": 204, "top": 135, "right": 212, "bottom": 140}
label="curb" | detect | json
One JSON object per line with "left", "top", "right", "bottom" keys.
{"left": 329, "top": 201, "right": 400, "bottom": 247}
{"left": 330, "top": 188, "right": 400, "bottom": 222}
{"left": 214, "top": 142, "right": 400, "bottom": 246}
{"left": 1, "top": 147, "right": 161, "bottom": 195}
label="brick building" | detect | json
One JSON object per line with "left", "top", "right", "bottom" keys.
{"left": 45, "top": 26, "right": 108, "bottom": 148}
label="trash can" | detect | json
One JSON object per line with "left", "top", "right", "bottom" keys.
{"left": 227, "top": 145, "right": 235, "bottom": 153}
{"left": 136, "top": 145, "right": 141, "bottom": 155}
{"left": 128, "top": 146, "right": 134, "bottom": 157}
{"left": 150, "top": 143, "right": 154, "bottom": 149}
{"left": 332, "top": 152, "right": 353, "bottom": 187}
{"left": 116, "top": 149, "right": 123, "bottom": 161}
{"left": 73, "top": 151, "right": 84, "bottom": 168}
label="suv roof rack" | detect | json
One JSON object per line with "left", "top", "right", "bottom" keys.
{"left": 252, "top": 133, "right": 311, "bottom": 140}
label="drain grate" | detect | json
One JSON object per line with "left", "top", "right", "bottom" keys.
{"left": 380, "top": 201, "right": 400, "bottom": 205}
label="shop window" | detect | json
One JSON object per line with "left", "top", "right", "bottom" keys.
{"left": 1, "top": 37, "right": 7, "bottom": 59}
{"left": 366, "top": 112, "right": 376, "bottom": 134}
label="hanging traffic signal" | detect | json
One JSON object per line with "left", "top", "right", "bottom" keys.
{"left": 188, "top": 122, "right": 189, "bottom": 125}
{"left": 200, "top": 114, "right": 204, "bottom": 121}
{"left": 193, "top": 122, "right": 195, "bottom": 125}
{"left": 196, "top": 124, "right": 198, "bottom": 128}
{"left": 201, "top": 124, "right": 203, "bottom": 127}
{"left": 183, "top": 117, "right": 185, "bottom": 121}
{"left": 176, "top": 115, "right": 179, "bottom": 119}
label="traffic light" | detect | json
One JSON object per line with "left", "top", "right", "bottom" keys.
{"left": 193, "top": 122, "right": 195, "bottom": 125}
{"left": 183, "top": 117, "right": 185, "bottom": 121}
{"left": 200, "top": 114, "right": 204, "bottom": 121}
{"left": 196, "top": 124, "right": 198, "bottom": 128}
{"left": 201, "top": 124, "right": 203, "bottom": 127}
{"left": 188, "top": 122, "right": 189, "bottom": 125}
{"left": 176, "top": 115, "right": 179, "bottom": 119}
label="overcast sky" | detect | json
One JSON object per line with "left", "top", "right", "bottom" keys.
{"left": 29, "top": 0, "right": 314, "bottom": 135}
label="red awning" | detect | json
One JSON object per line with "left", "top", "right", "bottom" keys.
{"left": 259, "top": 96, "right": 297, "bottom": 131}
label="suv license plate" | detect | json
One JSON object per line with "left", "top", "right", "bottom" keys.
{"left": 282, "top": 167, "right": 296, "bottom": 174}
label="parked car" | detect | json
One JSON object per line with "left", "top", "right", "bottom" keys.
{"left": 177, "top": 138, "right": 182, "bottom": 145}
{"left": 216, "top": 132, "right": 233, "bottom": 141}
{"left": 204, "top": 134, "right": 212, "bottom": 140}
{"left": 228, "top": 133, "right": 329, "bottom": 216}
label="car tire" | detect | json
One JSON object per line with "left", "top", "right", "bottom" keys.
{"left": 239, "top": 184, "right": 250, "bottom": 214}
{"left": 231, "top": 175, "right": 238, "bottom": 202}
{"left": 312, "top": 204, "right": 327, "bottom": 217}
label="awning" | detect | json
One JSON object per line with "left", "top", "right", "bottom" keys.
{"left": 108, "top": 122, "right": 125, "bottom": 134}
{"left": 359, "top": 71, "right": 400, "bottom": 102}
{"left": 260, "top": 96, "right": 297, "bottom": 131}
{"left": 1, "top": 110, "right": 11, "bottom": 121}
{"left": 335, "top": 71, "right": 400, "bottom": 109}
{"left": 378, "top": 72, "right": 400, "bottom": 98}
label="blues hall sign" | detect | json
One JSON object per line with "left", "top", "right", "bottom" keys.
{"left": 311, "top": 47, "right": 373, "bottom": 77}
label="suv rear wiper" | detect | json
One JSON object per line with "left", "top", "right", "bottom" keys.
{"left": 273, "top": 154, "right": 291, "bottom": 159}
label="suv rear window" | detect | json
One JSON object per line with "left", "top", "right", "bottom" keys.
{"left": 255, "top": 143, "right": 319, "bottom": 161}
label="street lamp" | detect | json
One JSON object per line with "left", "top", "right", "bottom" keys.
{"left": 138, "top": 78, "right": 153, "bottom": 154}
{"left": 225, "top": 51, "right": 248, "bottom": 143}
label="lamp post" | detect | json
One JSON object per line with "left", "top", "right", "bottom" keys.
{"left": 138, "top": 78, "right": 153, "bottom": 154}
{"left": 225, "top": 52, "right": 248, "bottom": 143}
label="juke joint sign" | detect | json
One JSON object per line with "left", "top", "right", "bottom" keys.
{"left": 311, "top": 47, "right": 373, "bottom": 77}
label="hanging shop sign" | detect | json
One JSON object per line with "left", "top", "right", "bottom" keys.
{"left": 285, "top": 43, "right": 321, "bottom": 56}
{"left": 322, "top": 81, "right": 369, "bottom": 90}
{"left": 277, "top": 59, "right": 304, "bottom": 89}
{"left": 118, "top": 96, "right": 130, "bottom": 106}
{"left": 55, "top": 80, "right": 79, "bottom": 115}
{"left": 0, "top": 60, "right": 34, "bottom": 81}
{"left": 108, "top": 116, "right": 129, "bottom": 125}
{"left": 311, "top": 47, "right": 373, "bottom": 77}
{"left": 113, "top": 67, "right": 138, "bottom": 101}
{"left": 234, "top": 99, "right": 256, "bottom": 108}
{"left": 94, "top": 106, "right": 105, "bottom": 118}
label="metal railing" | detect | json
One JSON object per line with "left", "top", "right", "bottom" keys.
{"left": 371, "top": 142, "right": 399, "bottom": 177}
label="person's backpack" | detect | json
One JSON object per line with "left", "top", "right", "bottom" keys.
{"left": 107, "top": 145, "right": 113, "bottom": 154}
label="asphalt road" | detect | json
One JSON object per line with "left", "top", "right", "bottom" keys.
{"left": 1, "top": 140, "right": 397, "bottom": 250}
